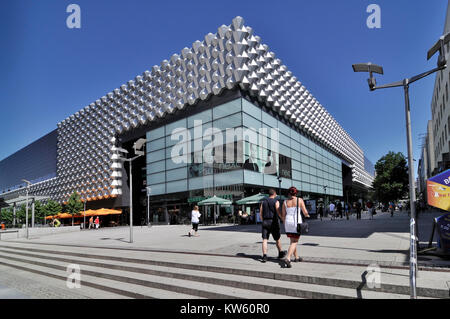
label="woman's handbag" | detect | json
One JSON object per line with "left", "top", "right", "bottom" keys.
{"left": 296, "top": 198, "right": 309, "bottom": 235}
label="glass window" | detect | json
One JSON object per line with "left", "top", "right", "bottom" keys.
{"left": 214, "top": 170, "right": 243, "bottom": 187}
{"left": 310, "top": 175, "right": 318, "bottom": 185}
{"left": 147, "top": 160, "right": 165, "bottom": 174}
{"left": 292, "top": 170, "right": 302, "bottom": 181}
{"left": 263, "top": 174, "right": 278, "bottom": 188}
{"left": 146, "top": 182, "right": 165, "bottom": 195}
{"left": 301, "top": 163, "right": 309, "bottom": 174}
{"left": 280, "top": 178, "right": 292, "bottom": 189}
{"left": 166, "top": 180, "right": 187, "bottom": 193}
{"left": 292, "top": 159, "right": 301, "bottom": 171}
{"left": 244, "top": 170, "right": 264, "bottom": 186}
{"left": 166, "top": 157, "right": 187, "bottom": 170}
{"left": 302, "top": 173, "right": 310, "bottom": 183}
{"left": 148, "top": 137, "right": 165, "bottom": 152}
{"left": 279, "top": 133, "right": 290, "bottom": 147}
{"left": 189, "top": 175, "right": 214, "bottom": 190}
{"left": 242, "top": 99, "right": 262, "bottom": 120}
{"left": 146, "top": 126, "right": 165, "bottom": 141}
{"left": 166, "top": 128, "right": 191, "bottom": 147}
{"left": 302, "top": 182, "right": 311, "bottom": 192}
{"left": 213, "top": 113, "right": 242, "bottom": 131}
{"left": 291, "top": 139, "right": 300, "bottom": 151}
{"left": 147, "top": 172, "right": 165, "bottom": 185}
{"left": 166, "top": 167, "right": 187, "bottom": 182}
{"left": 291, "top": 150, "right": 301, "bottom": 161}
{"left": 262, "top": 110, "right": 278, "bottom": 127}
{"left": 278, "top": 121, "right": 290, "bottom": 137}
{"left": 301, "top": 154, "right": 309, "bottom": 164}
{"left": 188, "top": 109, "right": 212, "bottom": 128}
{"left": 147, "top": 149, "right": 165, "bottom": 163}
{"left": 243, "top": 113, "right": 262, "bottom": 131}
{"left": 213, "top": 99, "right": 241, "bottom": 119}
{"left": 166, "top": 119, "right": 186, "bottom": 136}
{"left": 279, "top": 144, "right": 291, "bottom": 157}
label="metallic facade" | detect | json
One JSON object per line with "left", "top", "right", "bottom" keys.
{"left": 1, "top": 16, "right": 374, "bottom": 203}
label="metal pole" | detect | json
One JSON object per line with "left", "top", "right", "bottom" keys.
{"left": 13, "top": 203, "right": 16, "bottom": 228}
{"left": 129, "top": 160, "right": 133, "bottom": 243}
{"left": 83, "top": 200, "right": 86, "bottom": 230}
{"left": 147, "top": 193, "right": 150, "bottom": 227}
{"left": 403, "top": 81, "right": 417, "bottom": 299}
{"left": 31, "top": 199, "right": 35, "bottom": 228}
{"left": 25, "top": 186, "right": 29, "bottom": 239}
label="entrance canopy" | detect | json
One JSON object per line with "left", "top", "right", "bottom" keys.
{"left": 4, "top": 195, "right": 50, "bottom": 207}
{"left": 197, "top": 196, "right": 232, "bottom": 206}
{"left": 45, "top": 208, "right": 122, "bottom": 219}
{"left": 236, "top": 193, "right": 268, "bottom": 205}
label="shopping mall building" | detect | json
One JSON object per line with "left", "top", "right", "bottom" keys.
{"left": 0, "top": 17, "right": 375, "bottom": 225}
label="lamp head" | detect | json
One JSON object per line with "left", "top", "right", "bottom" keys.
{"left": 427, "top": 33, "right": 450, "bottom": 68}
{"left": 352, "top": 62, "right": 383, "bottom": 91}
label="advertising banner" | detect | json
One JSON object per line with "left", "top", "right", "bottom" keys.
{"left": 435, "top": 213, "right": 450, "bottom": 253}
{"left": 427, "top": 169, "right": 450, "bottom": 211}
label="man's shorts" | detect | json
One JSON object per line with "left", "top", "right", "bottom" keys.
{"left": 262, "top": 219, "right": 281, "bottom": 241}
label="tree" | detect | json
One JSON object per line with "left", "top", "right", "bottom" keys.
{"left": 372, "top": 151, "right": 409, "bottom": 204}
{"left": 66, "top": 192, "right": 83, "bottom": 226}
{"left": 45, "top": 200, "right": 62, "bottom": 219}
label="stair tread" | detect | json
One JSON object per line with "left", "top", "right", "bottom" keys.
{"left": 0, "top": 249, "right": 425, "bottom": 299}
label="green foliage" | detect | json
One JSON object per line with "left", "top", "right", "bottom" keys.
{"left": 0, "top": 207, "right": 13, "bottom": 224}
{"left": 372, "top": 151, "right": 409, "bottom": 204}
{"left": 66, "top": 192, "right": 83, "bottom": 215}
{"left": 66, "top": 192, "right": 83, "bottom": 226}
{"left": 45, "top": 200, "right": 62, "bottom": 216}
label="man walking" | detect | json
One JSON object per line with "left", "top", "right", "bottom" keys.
{"left": 355, "top": 201, "right": 362, "bottom": 220}
{"left": 329, "top": 202, "right": 335, "bottom": 220}
{"left": 259, "top": 189, "right": 286, "bottom": 263}
{"left": 337, "top": 201, "right": 343, "bottom": 218}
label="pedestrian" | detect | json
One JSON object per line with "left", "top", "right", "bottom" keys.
{"left": 259, "top": 189, "right": 286, "bottom": 263}
{"left": 189, "top": 205, "right": 201, "bottom": 237}
{"left": 337, "top": 201, "right": 343, "bottom": 218}
{"left": 53, "top": 218, "right": 61, "bottom": 228}
{"left": 280, "top": 186, "right": 310, "bottom": 268}
{"left": 94, "top": 216, "right": 100, "bottom": 229}
{"left": 318, "top": 203, "right": 324, "bottom": 221}
{"left": 344, "top": 202, "right": 350, "bottom": 220}
{"left": 88, "top": 216, "right": 94, "bottom": 229}
{"left": 356, "top": 201, "right": 362, "bottom": 220}
{"left": 329, "top": 202, "right": 335, "bottom": 220}
{"left": 389, "top": 201, "right": 394, "bottom": 217}
{"left": 367, "top": 201, "right": 374, "bottom": 220}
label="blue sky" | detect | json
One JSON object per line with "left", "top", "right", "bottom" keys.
{"left": 0, "top": 0, "right": 447, "bottom": 174}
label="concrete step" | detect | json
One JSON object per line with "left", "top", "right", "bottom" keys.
{"left": 0, "top": 243, "right": 448, "bottom": 298}
{"left": 0, "top": 256, "right": 205, "bottom": 299}
{"left": 0, "top": 251, "right": 293, "bottom": 299}
{"left": 0, "top": 263, "right": 126, "bottom": 299}
{"left": 0, "top": 246, "right": 427, "bottom": 299}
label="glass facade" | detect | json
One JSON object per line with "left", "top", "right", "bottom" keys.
{"left": 146, "top": 98, "right": 343, "bottom": 198}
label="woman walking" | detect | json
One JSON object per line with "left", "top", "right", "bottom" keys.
{"left": 281, "top": 186, "right": 310, "bottom": 268}
{"left": 189, "top": 205, "right": 201, "bottom": 237}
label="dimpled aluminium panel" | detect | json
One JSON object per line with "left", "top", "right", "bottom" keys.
{"left": 5, "top": 16, "right": 373, "bottom": 203}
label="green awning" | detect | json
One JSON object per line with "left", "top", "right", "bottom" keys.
{"left": 236, "top": 193, "right": 268, "bottom": 205}
{"left": 197, "top": 195, "right": 232, "bottom": 206}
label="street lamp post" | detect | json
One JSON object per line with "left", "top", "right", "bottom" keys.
{"left": 352, "top": 32, "right": 450, "bottom": 299}
{"left": 22, "top": 179, "right": 31, "bottom": 239}
{"left": 112, "top": 138, "right": 146, "bottom": 244}
{"left": 146, "top": 186, "right": 151, "bottom": 228}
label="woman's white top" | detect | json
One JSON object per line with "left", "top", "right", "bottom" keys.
{"left": 191, "top": 210, "right": 201, "bottom": 223}
{"left": 284, "top": 198, "right": 302, "bottom": 234}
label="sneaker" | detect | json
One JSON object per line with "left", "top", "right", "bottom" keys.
{"left": 283, "top": 258, "right": 292, "bottom": 268}
{"left": 293, "top": 257, "right": 303, "bottom": 262}
{"left": 261, "top": 255, "right": 268, "bottom": 263}
{"left": 278, "top": 250, "right": 287, "bottom": 259}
